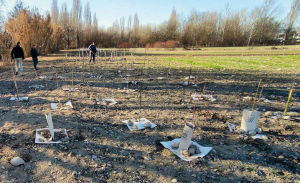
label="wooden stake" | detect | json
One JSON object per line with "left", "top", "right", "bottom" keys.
{"left": 252, "top": 79, "right": 262, "bottom": 111}
{"left": 193, "top": 104, "right": 197, "bottom": 120}
{"left": 82, "top": 55, "right": 85, "bottom": 83}
{"left": 63, "top": 58, "right": 65, "bottom": 73}
{"left": 55, "top": 66, "right": 59, "bottom": 89}
{"left": 125, "top": 50, "right": 128, "bottom": 69}
{"left": 202, "top": 82, "right": 206, "bottom": 94}
{"left": 143, "top": 48, "right": 146, "bottom": 74}
{"left": 188, "top": 64, "right": 192, "bottom": 85}
{"left": 139, "top": 87, "right": 142, "bottom": 113}
{"left": 72, "top": 61, "right": 74, "bottom": 87}
{"left": 284, "top": 83, "right": 295, "bottom": 115}
{"left": 259, "top": 85, "right": 264, "bottom": 99}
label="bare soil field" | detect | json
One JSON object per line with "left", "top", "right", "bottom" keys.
{"left": 0, "top": 48, "right": 299, "bottom": 182}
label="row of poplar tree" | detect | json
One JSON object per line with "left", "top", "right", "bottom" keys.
{"left": 0, "top": 0, "right": 299, "bottom": 58}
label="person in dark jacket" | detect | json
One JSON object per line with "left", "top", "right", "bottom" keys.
{"left": 11, "top": 42, "right": 25, "bottom": 76}
{"left": 88, "top": 42, "right": 97, "bottom": 64}
{"left": 31, "top": 45, "right": 39, "bottom": 70}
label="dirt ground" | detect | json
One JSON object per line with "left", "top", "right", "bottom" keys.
{"left": 0, "top": 51, "right": 299, "bottom": 183}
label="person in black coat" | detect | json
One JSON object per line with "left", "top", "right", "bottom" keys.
{"left": 88, "top": 42, "right": 97, "bottom": 64}
{"left": 11, "top": 42, "right": 25, "bottom": 76}
{"left": 31, "top": 45, "right": 39, "bottom": 70}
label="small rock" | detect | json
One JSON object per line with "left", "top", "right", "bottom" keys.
{"left": 143, "top": 121, "right": 151, "bottom": 128}
{"left": 262, "top": 135, "right": 268, "bottom": 141}
{"left": 128, "top": 121, "right": 134, "bottom": 126}
{"left": 139, "top": 165, "right": 145, "bottom": 169}
{"left": 92, "top": 155, "right": 97, "bottom": 159}
{"left": 255, "top": 128, "right": 262, "bottom": 134}
{"left": 257, "top": 170, "right": 266, "bottom": 177}
{"left": 248, "top": 131, "right": 256, "bottom": 136}
{"left": 188, "top": 146, "right": 196, "bottom": 155}
{"left": 171, "top": 142, "right": 180, "bottom": 149}
{"left": 84, "top": 155, "right": 91, "bottom": 159}
{"left": 187, "top": 105, "right": 193, "bottom": 109}
{"left": 278, "top": 155, "right": 284, "bottom": 159}
{"left": 192, "top": 174, "right": 197, "bottom": 177}
{"left": 265, "top": 111, "right": 273, "bottom": 116}
{"left": 172, "top": 178, "right": 178, "bottom": 183}
{"left": 238, "top": 128, "right": 245, "bottom": 134}
{"left": 173, "top": 161, "right": 178, "bottom": 165}
{"left": 10, "top": 157, "right": 25, "bottom": 166}
{"left": 61, "top": 138, "right": 69, "bottom": 142}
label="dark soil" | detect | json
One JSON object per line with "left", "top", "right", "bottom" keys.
{"left": 0, "top": 53, "right": 299, "bottom": 182}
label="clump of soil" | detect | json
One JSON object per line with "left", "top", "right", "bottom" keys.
{"left": 54, "top": 130, "right": 67, "bottom": 141}
{"left": 38, "top": 129, "right": 51, "bottom": 138}
{"left": 180, "top": 144, "right": 201, "bottom": 157}
{"left": 38, "top": 129, "right": 67, "bottom": 141}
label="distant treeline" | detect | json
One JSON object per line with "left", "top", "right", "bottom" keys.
{"left": 0, "top": 0, "right": 299, "bottom": 58}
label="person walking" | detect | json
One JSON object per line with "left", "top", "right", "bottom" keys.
{"left": 11, "top": 41, "right": 25, "bottom": 76}
{"left": 88, "top": 42, "right": 97, "bottom": 64}
{"left": 31, "top": 45, "right": 39, "bottom": 70}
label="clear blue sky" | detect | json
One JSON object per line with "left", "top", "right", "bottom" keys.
{"left": 1, "top": 0, "right": 294, "bottom": 28}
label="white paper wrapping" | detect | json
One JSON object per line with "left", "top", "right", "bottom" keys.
{"left": 160, "top": 138, "right": 213, "bottom": 161}
{"left": 122, "top": 118, "right": 157, "bottom": 131}
{"left": 35, "top": 128, "right": 68, "bottom": 144}
{"left": 10, "top": 97, "right": 29, "bottom": 101}
{"left": 51, "top": 101, "right": 73, "bottom": 110}
{"left": 191, "top": 93, "right": 216, "bottom": 101}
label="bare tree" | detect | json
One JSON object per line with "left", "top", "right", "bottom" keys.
{"left": 84, "top": 2, "right": 92, "bottom": 28}
{"left": 120, "top": 16, "right": 125, "bottom": 41}
{"left": 3, "top": 0, "right": 290, "bottom": 50}
{"left": 285, "top": 0, "right": 300, "bottom": 40}
{"left": 165, "top": 8, "right": 180, "bottom": 41}
{"left": 131, "top": 13, "right": 140, "bottom": 46}
{"left": 245, "top": 8, "right": 260, "bottom": 46}
{"left": 6, "top": 8, "right": 61, "bottom": 55}
{"left": 0, "top": 0, "right": 4, "bottom": 23}
{"left": 71, "top": 0, "right": 82, "bottom": 48}
{"left": 126, "top": 15, "right": 132, "bottom": 42}
{"left": 59, "top": 2, "right": 70, "bottom": 48}
{"left": 9, "top": 0, "right": 28, "bottom": 18}
{"left": 51, "top": 0, "right": 59, "bottom": 23}
{"left": 127, "top": 15, "right": 132, "bottom": 31}
{"left": 220, "top": 4, "right": 231, "bottom": 46}
{"left": 0, "top": 0, "right": 12, "bottom": 59}
{"left": 256, "top": 0, "right": 281, "bottom": 44}
{"left": 93, "top": 12, "right": 98, "bottom": 28}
